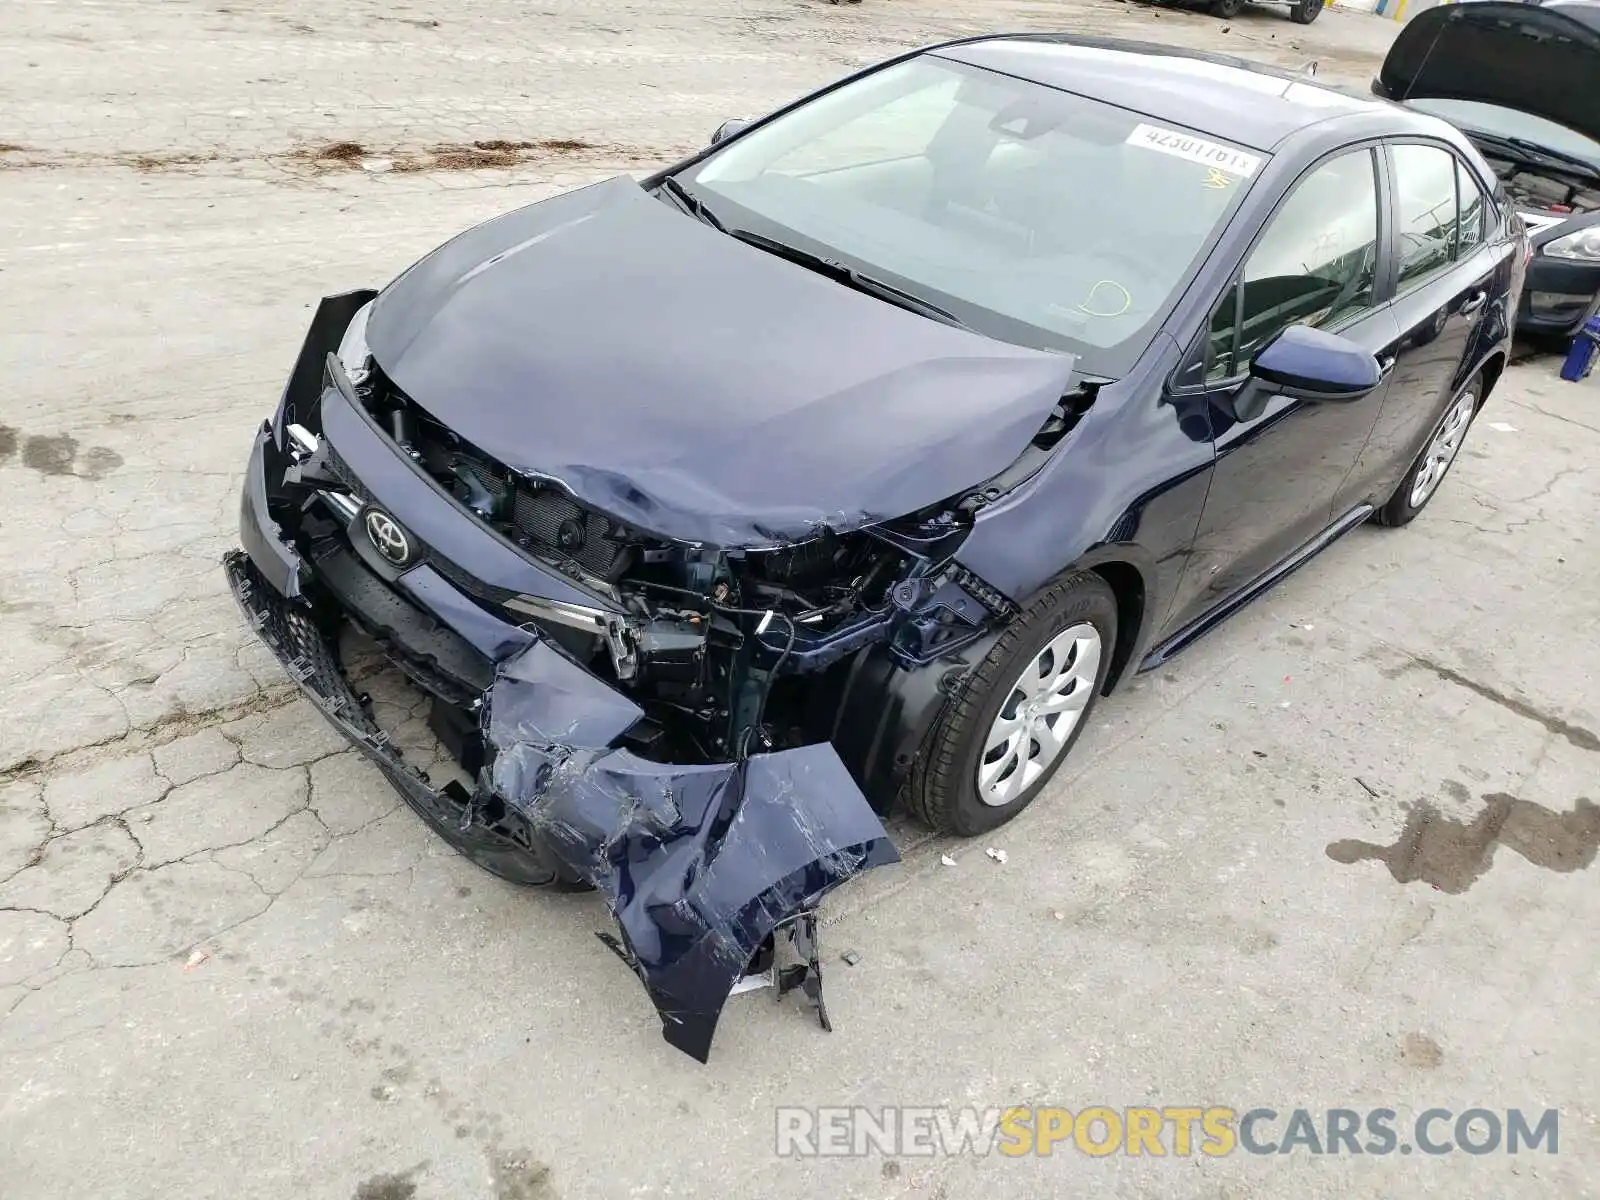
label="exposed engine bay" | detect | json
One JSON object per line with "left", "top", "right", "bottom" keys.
{"left": 1481, "top": 154, "right": 1600, "bottom": 216}
{"left": 349, "top": 363, "right": 1087, "bottom": 770}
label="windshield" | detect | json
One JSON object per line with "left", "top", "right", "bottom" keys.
{"left": 1405, "top": 97, "right": 1600, "bottom": 171}
{"left": 683, "top": 56, "right": 1262, "bottom": 375}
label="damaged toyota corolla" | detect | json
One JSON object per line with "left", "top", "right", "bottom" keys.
{"left": 226, "top": 35, "right": 1520, "bottom": 1060}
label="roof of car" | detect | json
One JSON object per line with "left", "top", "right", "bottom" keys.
{"left": 931, "top": 35, "right": 1400, "bottom": 153}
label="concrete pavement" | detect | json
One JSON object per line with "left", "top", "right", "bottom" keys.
{"left": 2, "top": 1, "right": 1596, "bottom": 1197}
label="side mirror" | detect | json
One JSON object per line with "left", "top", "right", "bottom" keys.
{"left": 709, "top": 118, "right": 751, "bottom": 146}
{"left": 1231, "top": 324, "right": 1383, "bottom": 421}
{"left": 1227, "top": 325, "right": 1382, "bottom": 423}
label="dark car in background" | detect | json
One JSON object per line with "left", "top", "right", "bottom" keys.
{"left": 226, "top": 35, "right": 1521, "bottom": 1062}
{"left": 1375, "top": 1, "right": 1600, "bottom": 337}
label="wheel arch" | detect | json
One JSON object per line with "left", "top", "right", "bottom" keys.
{"left": 841, "top": 549, "right": 1160, "bottom": 809}
{"left": 1475, "top": 350, "right": 1507, "bottom": 410}
{"left": 1086, "top": 559, "right": 1150, "bottom": 696}
{"left": 1014, "top": 549, "right": 1159, "bottom": 698}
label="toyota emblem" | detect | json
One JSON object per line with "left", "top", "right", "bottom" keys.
{"left": 363, "top": 508, "right": 413, "bottom": 566}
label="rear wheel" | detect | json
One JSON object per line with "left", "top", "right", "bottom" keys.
{"left": 1289, "top": 0, "right": 1322, "bottom": 23}
{"left": 907, "top": 572, "right": 1117, "bottom": 837}
{"left": 1211, "top": 0, "right": 1247, "bottom": 16}
{"left": 1375, "top": 376, "right": 1480, "bottom": 527}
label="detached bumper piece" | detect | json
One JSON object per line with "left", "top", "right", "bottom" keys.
{"left": 224, "top": 549, "right": 898, "bottom": 1061}
{"left": 484, "top": 641, "right": 899, "bottom": 1060}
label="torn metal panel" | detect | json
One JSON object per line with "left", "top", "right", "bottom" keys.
{"left": 487, "top": 639, "right": 644, "bottom": 749}
{"left": 364, "top": 177, "right": 1077, "bottom": 547}
{"left": 272, "top": 289, "right": 376, "bottom": 453}
{"left": 483, "top": 641, "right": 899, "bottom": 1062}
{"left": 240, "top": 425, "right": 305, "bottom": 600}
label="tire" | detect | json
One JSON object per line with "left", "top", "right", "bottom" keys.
{"left": 1374, "top": 374, "right": 1481, "bottom": 528}
{"left": 906, "top": 571, "right": 1117, "bottom": 837}
{"left": 1289, "top": 0, "right": 1322, "bottom": 22}
{"left": 1211, "top": 0, "right": 1247, "bottom": 17}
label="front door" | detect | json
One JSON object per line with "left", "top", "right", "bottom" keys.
{"left": 1339, "top": 144, "right": 1500, "bottom": 514}
{"left": 1164, "top": 145, "right": 1395, "bottom": 635}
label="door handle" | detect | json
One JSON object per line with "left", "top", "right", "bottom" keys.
{"left": 1378, "top": 355, "right": 1397, "bottom": 379}
{"left": 1460, "top": 291, "right": 1488, "bottom": 315}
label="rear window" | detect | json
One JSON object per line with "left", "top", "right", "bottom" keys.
{"left": 1391, "top": 143, "right": 1463, "bottom": 289}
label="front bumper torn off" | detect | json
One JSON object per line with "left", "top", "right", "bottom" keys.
{"left": 224, "top": 550, "right": 899, "bottom": 1062}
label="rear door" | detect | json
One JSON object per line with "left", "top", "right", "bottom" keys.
{"left": 1339, "top": 143, "right": 1501, "bottom": 513}
{"left": 1163, "top": 145, "right": 1398, "bottom": 634}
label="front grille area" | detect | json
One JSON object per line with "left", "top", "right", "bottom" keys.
{"left": 428, "top": 552, "right": 512, "bottom": 607}
{"left": 310, "top": 535, "right": 492, "bottom": 702}
{"left": 360, "top": 370, "right": 638, "bottom": 583}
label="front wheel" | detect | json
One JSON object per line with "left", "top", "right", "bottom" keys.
{"left": 1374, "top": 376, "right": 1480, "bottom": 527}
{"left": 1289, "top": 0, "right": 1322, "bottom": 22}
{"left": 906, "top": 572, "right": 1117, "bottom": 837}
{"left": 1211, "top": 0, "right": 1247, "bottom": 16}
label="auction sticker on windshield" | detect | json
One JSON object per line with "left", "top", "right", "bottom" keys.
{"left": 1126, "top": 123, "right": 1263, "bottom": 178}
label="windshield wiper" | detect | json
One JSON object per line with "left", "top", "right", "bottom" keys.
{"left": 1504, "top": 137, "right": 1600, "bottom": 179}
{"left": 1469, "top": 130, "right": 1600, "bottom": 179}
{"left": 657, "top": 176, "right": 727, "bottom": 231}
{"left": 657, "top": 182, "right": 969, "bottom": 329}
{"left": 725, "top": 228, "right": 968, "bottom": 330}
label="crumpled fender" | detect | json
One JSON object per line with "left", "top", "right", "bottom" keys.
{"left": 483, "top": 641, "right": 899, "bottom": 1061}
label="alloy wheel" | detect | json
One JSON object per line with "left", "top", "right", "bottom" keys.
{"left": 1409, "top": 391, "right": 1476, "bottom": 509}
{"left": 977, "top": 622, "right": 1102, "bottom": 807}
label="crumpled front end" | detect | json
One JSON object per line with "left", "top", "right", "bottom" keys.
{"left": 225, "top": 285, "right": 1041, "bottom": 1058}
{"left": 225, "top": 547, "right": 897, "bottom": 1058}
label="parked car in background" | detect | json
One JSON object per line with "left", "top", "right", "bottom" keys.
{"left": 228, "top": 35, "right": 1521, "bottom": 1062}
{"left": 1190, "top": 0, "right": 1325, "bottom": 25}
{"left": 1374, "top": 1, "right": 1600, "bottom": 338}
{"left": 1177, "top": 0, "right": 1324, "bottom": 25}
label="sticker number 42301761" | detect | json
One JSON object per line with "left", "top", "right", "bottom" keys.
{"left": 1125, "top": 123, "right": 1264, "bottom": 178}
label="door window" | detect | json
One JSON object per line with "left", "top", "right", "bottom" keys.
{"left": 1204, "top": 287, "right": 1240, "bottom": 383}
{"left": 1204, "top": 148, "right": 1380, "bottom": 381}
{"left": 1391, "top": 144, "right": 1462, "bottom": 289}
{"left": 1456, "top": 160, "right": 1487, "bottom": 256}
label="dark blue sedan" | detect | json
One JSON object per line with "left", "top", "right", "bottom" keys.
{"left": 226, "top": 35, "right": 1524, "bottom": 1061}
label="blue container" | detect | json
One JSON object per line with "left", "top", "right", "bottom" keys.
{"left": 1561, "top": 313, "right": 1600, "bottom": 383}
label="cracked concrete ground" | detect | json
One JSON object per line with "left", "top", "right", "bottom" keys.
{"left": 1, "top": 1, "right": 1597, "bottom": 1197}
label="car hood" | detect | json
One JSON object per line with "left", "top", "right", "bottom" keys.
{"left": 1376, "top": 2, "right": 1600, "bottom": 147}
{"left": 364, "top": 176, "right": 1076, "bottom": 547}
